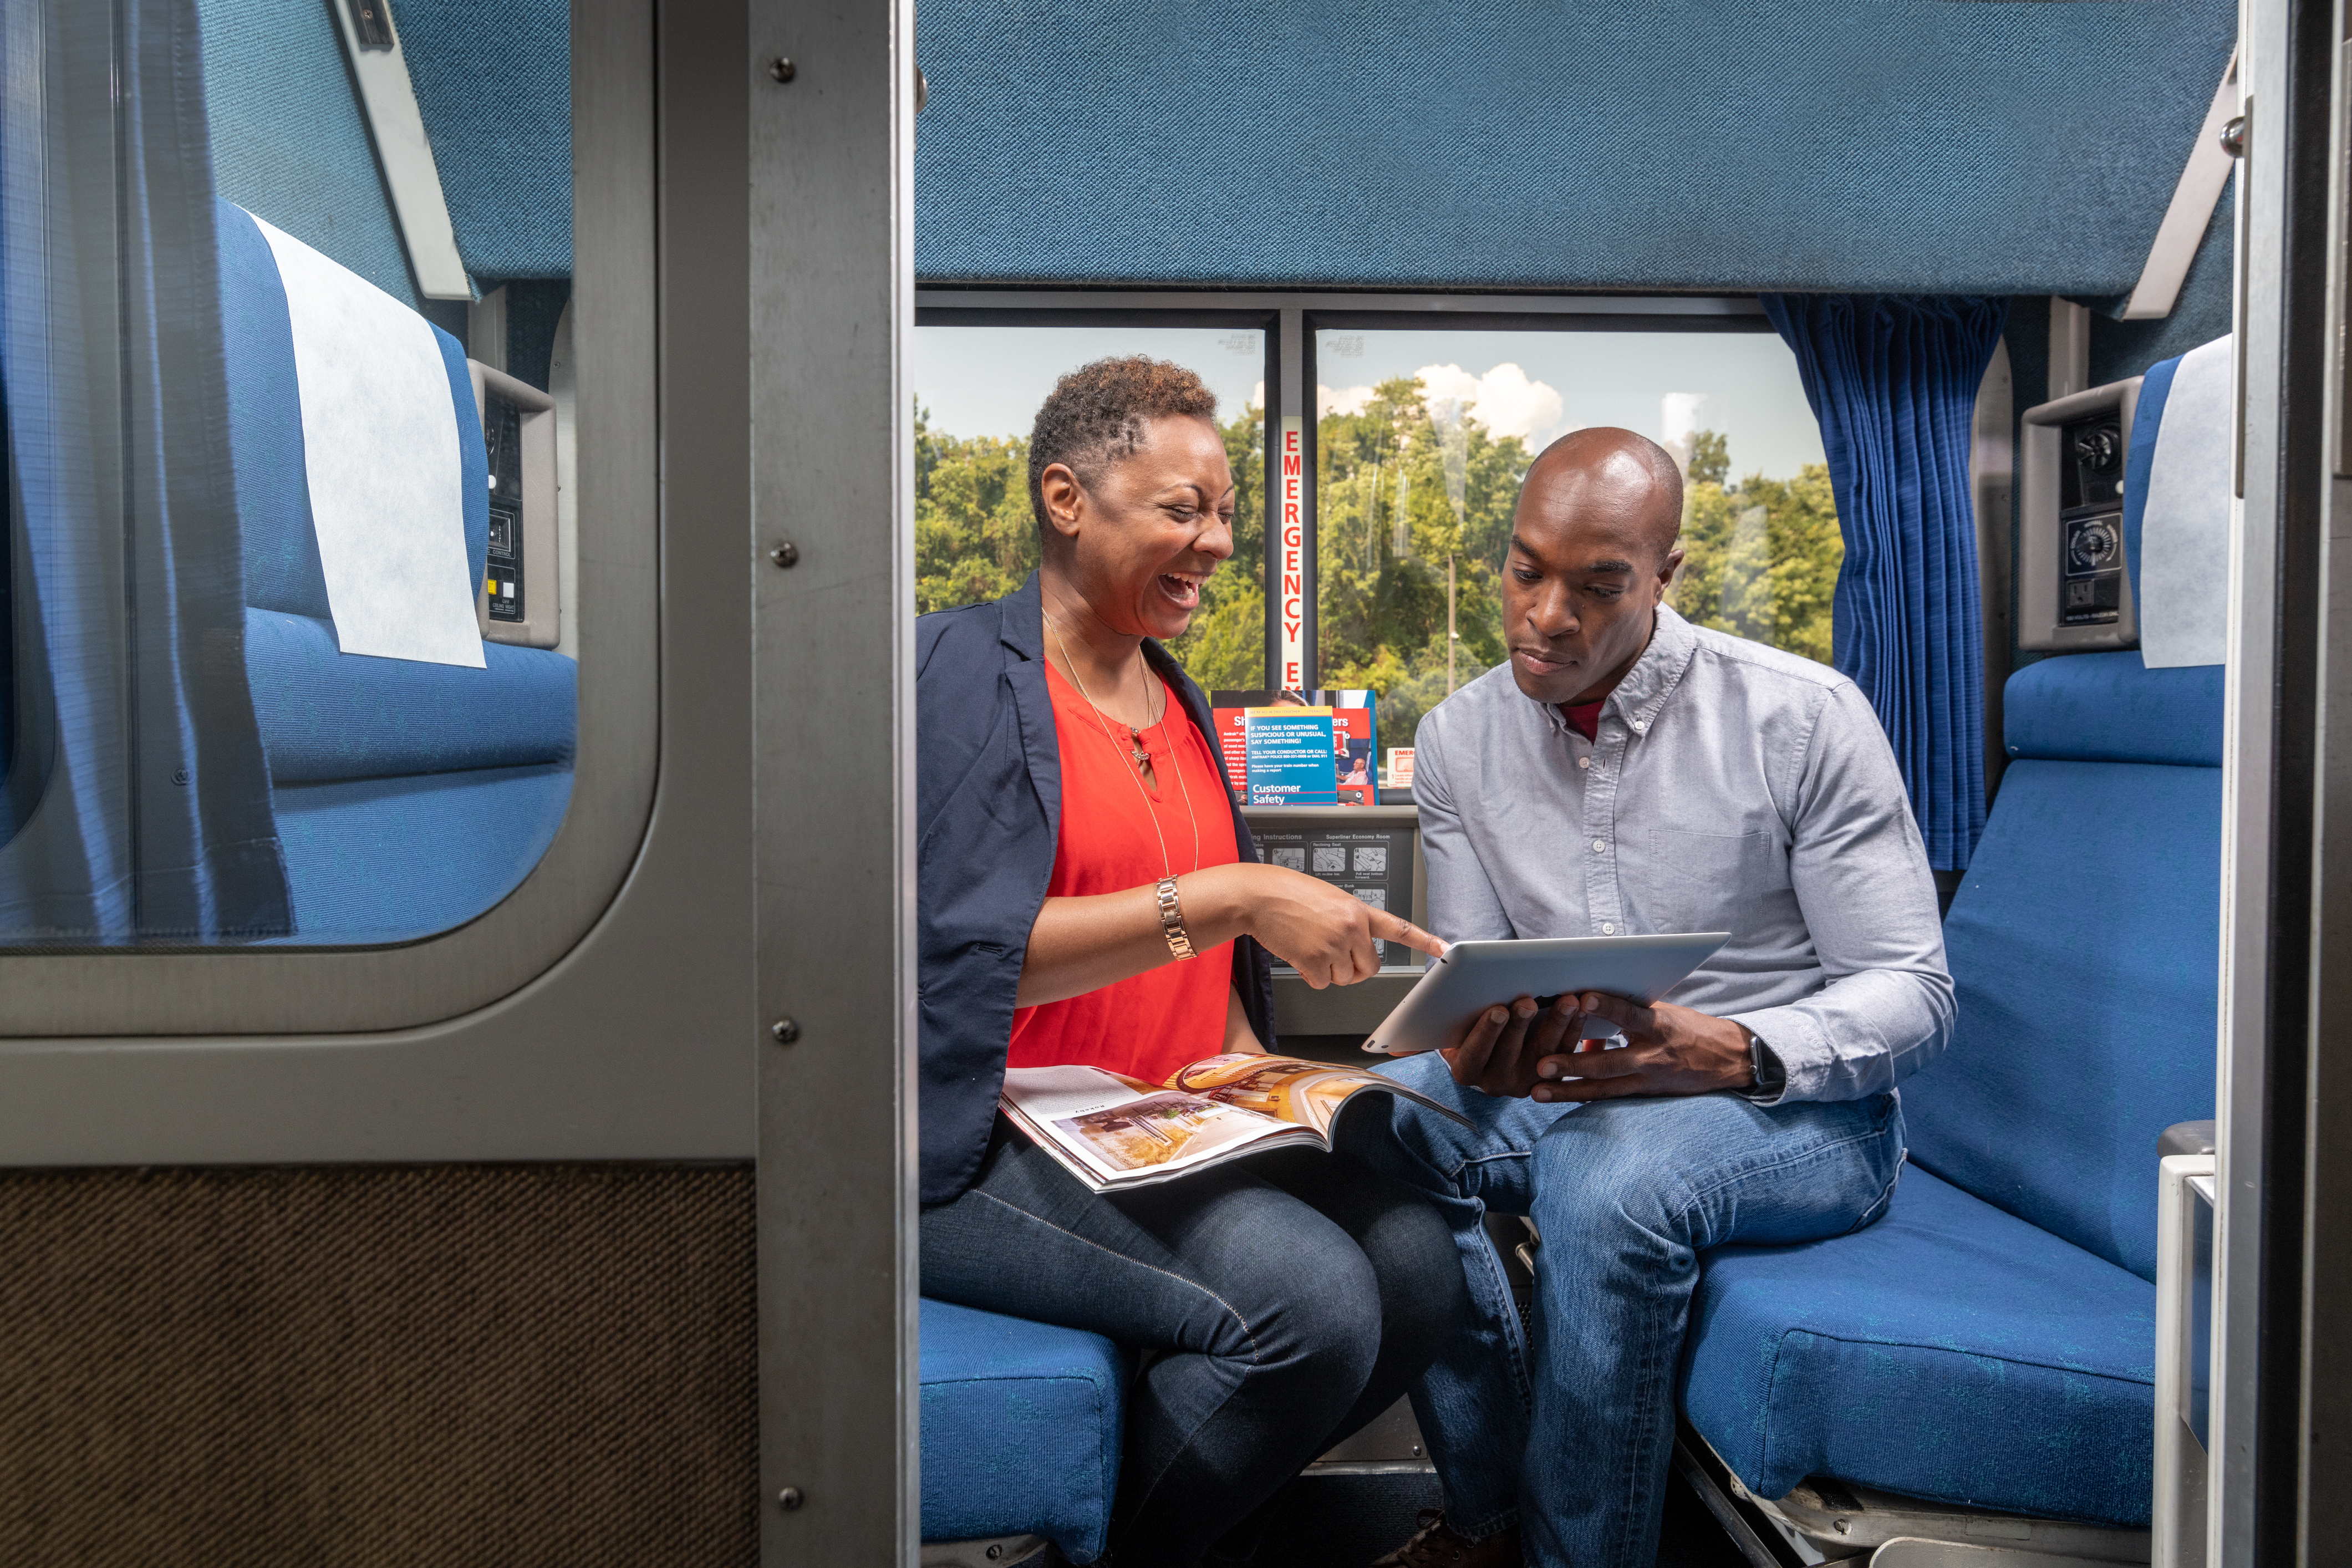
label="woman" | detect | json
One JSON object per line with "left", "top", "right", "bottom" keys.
{"left": 918, "top": 357, "right": 1469, "bottom": 1568}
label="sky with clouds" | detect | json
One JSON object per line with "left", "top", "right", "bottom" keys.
{"left": 917, "top": 323, "right": 1826, "bottom": 482}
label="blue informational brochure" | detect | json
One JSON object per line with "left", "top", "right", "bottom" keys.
{"left": 1243, "top": 707, "right": 1340, "bottom": 806}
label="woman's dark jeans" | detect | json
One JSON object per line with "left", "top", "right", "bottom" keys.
{"left": 922, "top": 1117, "right": 1470, "bottom": 1568}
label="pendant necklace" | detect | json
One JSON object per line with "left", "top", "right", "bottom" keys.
{"left": 1046, "top": 610, "right": 1203, "bottom": 876}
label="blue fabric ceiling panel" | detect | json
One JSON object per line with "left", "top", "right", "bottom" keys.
{"left": 390, "top": 0, "right": 573, "bottom": 281}
{"left": 915, "top": 0, "right": 2237, "bottom": 292}
{"left": 194, "top": 0, "right": 417, "bottom": 306}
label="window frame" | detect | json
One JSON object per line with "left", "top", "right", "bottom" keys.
{"left": 0, "top": 2, "right": 661, "bottom": 1036}
{"left": 915, "top": 290, "right": 1773, "bottom": 690}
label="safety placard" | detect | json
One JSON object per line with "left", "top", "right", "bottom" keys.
{"left": 1277, "top": 416, "right": 1305, "bottom": 688}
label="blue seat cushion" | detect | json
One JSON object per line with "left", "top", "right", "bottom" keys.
{"left": 266, "top": 763, "right": 572, "bottom": 943}
{"left": 245, "top": 608, "right": 576, "bottom": 782}
{"left": 1681, "top": 1165, "right": 2156, "bottom": 1526}
{"left": 920, "top": 1297, "right": 1126, "bottom": 1562}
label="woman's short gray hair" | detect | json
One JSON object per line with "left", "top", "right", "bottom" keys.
{"left": 1027, "top": 356, "right": 1219, "bottom": 530}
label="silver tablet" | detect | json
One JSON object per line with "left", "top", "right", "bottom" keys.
{"left": 1361, "top": 932, "right": 1730, "bottom": 1056}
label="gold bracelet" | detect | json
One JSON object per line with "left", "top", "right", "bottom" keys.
{"left": 1155, "top": 876, "right": 1197, "bottom": 961}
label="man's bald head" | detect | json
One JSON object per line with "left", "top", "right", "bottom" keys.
{"left": 1497, "top": 427, "right": 1688, "bottom": 706}
{"left": 1517, "top": 427, "right": 1684, "bottom": 563}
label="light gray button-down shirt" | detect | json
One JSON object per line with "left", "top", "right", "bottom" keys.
{"left": 1413, "top": 604, "right": 1953, "bottom": 1103}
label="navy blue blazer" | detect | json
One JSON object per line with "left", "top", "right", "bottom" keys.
{"left": 917, "top": 573, "right": 1279, "bottom": 1204}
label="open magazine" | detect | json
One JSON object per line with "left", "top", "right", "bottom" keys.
{"left": 1000, "top": 1053, "right": 1472, "bottom": 1193}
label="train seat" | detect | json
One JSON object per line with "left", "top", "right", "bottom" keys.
{"left": 1681, "top": 644, "right": 2223, "bottom": 1531}
{"left": 919, "top": 1297, "right": 1126, "bottom": 1565}
{"left": 216, "top": 197, "right": 576, "bottom": 943}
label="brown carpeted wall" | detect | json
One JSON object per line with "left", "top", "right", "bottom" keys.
{"left": 0, "top": 1164, "right": 757, "bottom": 1567}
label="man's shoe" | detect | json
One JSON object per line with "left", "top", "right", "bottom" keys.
{"left": 1368, "top": 1509, "right": 1520, "bottom": 1567}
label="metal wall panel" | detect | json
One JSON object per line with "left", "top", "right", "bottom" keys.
{"left": 2214, "top": 0, "right": 2329, "bottom": 1556}
{"left": 749, "top": 0, "right": 920, "bottom": 1559}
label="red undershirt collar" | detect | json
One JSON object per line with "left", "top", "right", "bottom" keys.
{"left": 1560, "top": 698, "right": 1605, "bottom": 742}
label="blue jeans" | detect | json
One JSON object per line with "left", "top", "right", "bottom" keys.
{"left": 922, "top": 1120, "right": 1470, "bottom": 1568}
{"left": 1340, "top": 1056, "right": 1906, "bottom": 1568}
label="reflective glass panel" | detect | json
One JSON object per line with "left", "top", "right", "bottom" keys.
{"left": 914, "top": 324, "right": 1268, "bottom": 690}
{"left": 0, "top": 0, "right": 577, "bottom": 944}
{"left": 1313, "top": 327, "right": 1829, "bottom": 779}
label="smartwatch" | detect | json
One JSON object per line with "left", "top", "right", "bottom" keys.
{"left": 1740, "top": 1026, "right": 1786, "bottom": 1102}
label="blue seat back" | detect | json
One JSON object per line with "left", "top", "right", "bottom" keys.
{"left": 1903, "top": 651, "right": 2220, "bottom": 1282}
{"left": 213, "top": 196, "right": 576, "bottom": 944}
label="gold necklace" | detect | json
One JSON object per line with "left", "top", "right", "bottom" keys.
{"left": 1046, "top": 611, "right": 1203, "bottom": 877}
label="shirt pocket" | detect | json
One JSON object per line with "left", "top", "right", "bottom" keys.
{"left": 1637, "top": 826, "right": 1780, "bottom": 936}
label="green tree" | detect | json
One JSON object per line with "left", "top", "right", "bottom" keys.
{"left": 1668, "top": 431, "right": 1842, "bottom": 666}
{"left": 914, "top": 403, "right": 1037, "bottom": 614}
{"left": 1312, "top": 377, "right": 1530, "bottom": 751}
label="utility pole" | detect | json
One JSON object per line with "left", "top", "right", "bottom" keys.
{"left": 1447, "top": 553, "right": 1458, "bottom": 693}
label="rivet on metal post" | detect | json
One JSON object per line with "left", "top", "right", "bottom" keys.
{"left": 777, "top": 1486, "right": 805, "bottom": 1511}
{"left": 768, "top": 56, "right": 796, "bottom": 83}
{"left": 771, "top": 1018, "right": 801, "bottom": 1044}
{"left": 770, "top": 541, "right": 800, "bottom": 568}
{"left": 2220, "top": 114, "right": 2246, "bottom": 158}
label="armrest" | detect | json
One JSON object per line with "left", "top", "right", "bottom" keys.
{"left": 2159, "top": 1119, "right": 2217, "bottom": 1158}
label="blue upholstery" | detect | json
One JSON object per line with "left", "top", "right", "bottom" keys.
{"left": 273, "top": 765, "right": 573, "bottom": 943}
{"left": 390, "top": 0, "right": 573, "bottom": 282}
{"left": 2124, "top": 356, "right": 2183, "bottom": 611}
{"left": 1682, "top": 1167, "right": 2156, "bottom": 1523}
{"left": 244, "top": 610, "right": 576, "bottom": 782}
{"left": 1916, "top": 653, "right": 2222, "bottom": 1281}
{"left": 213, "top": 198, "right": 576, "bottom": 945}
{"left": 1999, "top": 651, "right": 2223, "bottom": 771}
{"left": 920, "top": 1298, "right": 1126, "bottom": 1563}
{"left": 194, "top": 0, "right": 418, "bottom": 307}
{"left": 1682, "top": 652, "right": 2219, "bottom": 1524}
{"left": 915, "top": 0, "right": 2236, "bottom": 291}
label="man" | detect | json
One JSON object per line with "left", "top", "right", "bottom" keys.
{"left": 1351, "top": 428, "right": 1953, "bottom": 1568}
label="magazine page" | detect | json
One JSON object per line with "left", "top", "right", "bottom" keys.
{"left": 999, "top": 1066, "right": 1320, "bottom": 1192}
{"left": 1169, "top": 1055, "right": 1474, "bottom": 1137}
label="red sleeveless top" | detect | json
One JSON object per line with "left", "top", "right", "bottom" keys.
{"left": 1006, "top": 662, "right": 1243, "bottom": 1085}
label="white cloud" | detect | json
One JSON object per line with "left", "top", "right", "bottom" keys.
{"left": 1250, "top": 379, "right": 1266, "bottom": 412}
{"left": 1316, "top": 363, "right": 1567, "bottom": 445}
{"left": 1454, "top": 363, "right": 1564, "bottom": 444}
{"left": 1414, "top": 363, "right": 1564, "bottom": 445}
{"left": 1414, "top": 363, "right": 1483, "bottom": 411}
{"left": 1659, "top": 393, "right": 1709, "bottom": 469}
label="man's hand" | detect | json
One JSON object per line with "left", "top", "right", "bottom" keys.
{"left": 1527, "top": 993, "right": 1754, "bottom": 1103}
{"left": 1440, "top": 993, "right": 1589, "bottom": 1098}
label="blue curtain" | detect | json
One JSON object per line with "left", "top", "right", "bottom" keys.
{"left": 0, "top": 0, "right": 290, "bottom": 939}
{"left": 1761, "top": 295, "right": 2007, "bottom": 872}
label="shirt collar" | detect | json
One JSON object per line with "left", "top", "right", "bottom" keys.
{"left": 1528, "top": 603, "right": 1702, "bottom": 739}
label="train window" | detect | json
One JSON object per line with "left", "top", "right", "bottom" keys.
{"left": 0, "top": 0, "right": 579, "bottom": 947}
{"left": 915, "top": 323, "right": 1270, "bottom": 688}
{"left": 1312, "top": 325, "right": 1829, "bottom": 770}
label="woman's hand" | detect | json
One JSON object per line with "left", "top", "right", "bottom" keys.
{"left": 1189, "top": 862, "right": 1447, "bottom": 989}
{"left": 1016, "top": 862, "right": 1446, "bottom": 1007}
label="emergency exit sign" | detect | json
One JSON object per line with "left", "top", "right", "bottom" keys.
{"left": 1278, "top": 417, "right": 1304, "bottom": 688}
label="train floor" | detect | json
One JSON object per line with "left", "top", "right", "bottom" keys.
{"left": 1012, "top": 1465, "right": 1752, "bottom": 1566}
